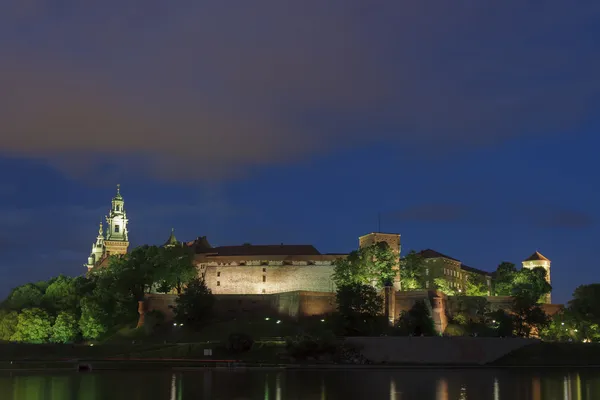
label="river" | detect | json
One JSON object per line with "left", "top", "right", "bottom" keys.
{"left": 1, "top": 368, "right": 599, "bottom": 399}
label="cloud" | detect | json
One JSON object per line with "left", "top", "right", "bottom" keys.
{"left": 389, "top": 202, "right": 595, "bottom": 230}
{"left": 0, "top": 1, "right": 599, "bottom": 179}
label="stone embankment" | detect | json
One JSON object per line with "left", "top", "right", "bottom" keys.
{"left": 345, "top": 337, "right": 537, "bottom": 365}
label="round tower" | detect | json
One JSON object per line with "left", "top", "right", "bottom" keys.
{"left": 522, "top": 251, "right": 551, "bottom": 304}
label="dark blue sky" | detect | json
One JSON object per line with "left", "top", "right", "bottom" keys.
{"left": 1, "top": 1, "right": 599, "bottom": 303}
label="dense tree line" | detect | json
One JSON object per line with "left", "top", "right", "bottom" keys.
{"left": 0, "top": 245, "right": 205, "bottom": 344}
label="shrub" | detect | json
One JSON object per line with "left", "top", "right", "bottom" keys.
{"left": 444, "top": 323, "right": 467, "bottom": 337}
{"left": 226, "top": 333, "right": 254, "bottom": 353}
{"left": 285, "top": 333, "right": 337, "bottom": 360}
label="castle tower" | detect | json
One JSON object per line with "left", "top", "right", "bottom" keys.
{"left": 359, "top": 232, "right": 401, "bottom": 291}
{"left": 85, "top": 222, "right": 106, "bottom": 271}
{"left": 164, "top": 228, "right": 180, "bottom": 248}
{"left": 104, "top": 184, "right": 130, "bottom": 256}
{"left": 522, "top": 251, "right": 551, "bottom": 304}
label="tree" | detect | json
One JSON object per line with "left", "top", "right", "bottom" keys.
{"left": 174, "top": 278, "right": 215, "bottom": 329}
{"left": 487, "top": 309, "right": 514, "bottom": 337}
{"left": 512, "top": 267, "right": 551, "bottom": 303}
{"left": 395, "top": 300, "right": 437, "bottom": 336}
{"left": 332, "top": 242, "right": 397, "bottom": 290}
{"left": 51, "top": 312, "right": 79, "bottom": 343}
{"left": 3, "top": 283, "right": 44, "bottom": 310}
{"left": 335, "top": 283, "right": 385, "bottom": 336}
{"left": 79, "top": 297, "right": 109, "bottom": 340}
{"left": 433, "top": 278, "right": 460, "bottom": 296}
{"left": 568, "top": 284, "right": 600, "bottom": 325}
{"left": 511, "top": 294, "right": 550, "bottom": 337}
{"left": 399, "top": 250, "right": 426, "bottom": 290}
{"left": 492, "top": 262, "right": 517, "bottom": 296}
{"left": 465, "top": 273, "right": 489, "bottom": 296}
{"left": 10, "top": 308, "right": 53, "bottom": 343}
{"left": 336, "top": 284, "right": 383, "bottom": 317}
{"left": 0, "top": 310, "right": 18, "bottom": 341}
{"left": 154, "top": 246, "right": 197, "bottom": 294}
{"left": 43, "top": 275, "right": 81, "bottom": 313}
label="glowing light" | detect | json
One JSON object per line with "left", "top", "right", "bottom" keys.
{"left": 265, "top": 317, "right": 270, "bottom": 321}
{"left": 276, "top": 320, "right": 281, "bottom": 324}
{"left": 89, "top": 344, "right": 94, "bottom": 347}
{"left": 561, "top": 322, "right": 565, "bottom": 326}
{"left": 492, "top": 320, "right": 496, "bottom": 324}
{"left": 173, "top": 323, "right": 177, "bottom": 326}
{"left": 321, "top": 319, "right": 325, "bottom": 322}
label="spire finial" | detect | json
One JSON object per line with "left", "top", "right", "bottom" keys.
{"left": 116, "top": 183, "right": 120, "bottom": 194}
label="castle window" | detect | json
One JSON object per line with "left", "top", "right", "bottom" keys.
{"left": 217, "top": 272, "right": 221, "bottom": 277}
{"left": 426, "top": 281, "right": 429, "bottom": 288}
{"left": 263, "top": 275, "right": 266, "bottom": 282}
{"left": 425, "top": 268, "right": 429, "bottom": 276}
{"left": 217, "top": 281, "right": 220, "bottom": 286}
{"left": 262, "top": 268, "right": 266, "bottom": 272}
{"left": 115, "top": 225, "right": 120, "bottom": 233}
{"left": 262, "top": 289, "right": 266, "bottom": 294}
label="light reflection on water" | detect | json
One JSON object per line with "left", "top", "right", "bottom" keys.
{"left": 0, "top": 369, "right": 599, "bottom": 399}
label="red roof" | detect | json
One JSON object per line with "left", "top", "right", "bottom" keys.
{"left": 524, "top": 251, "right": 550, "bottom": 262}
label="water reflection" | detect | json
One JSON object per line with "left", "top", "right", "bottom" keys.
{"left": 0, "top": 369, "right": 599, "bottom": 399}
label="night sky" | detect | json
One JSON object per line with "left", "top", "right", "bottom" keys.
{"left": 1, "top": 2, "right": 599, "bottom": 304}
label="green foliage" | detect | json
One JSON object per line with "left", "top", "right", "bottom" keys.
{"left": 3, "top": 284, "right": 44, "bottom": 310}
{"left": 51, "top": 312, "right": 79, "bottom": 343}
{"left": 174, "top": 277, "right": 215, "bottom": 329}
{"left": 444, "top": 323, "right": 467, "bottom": 336}
{"left": 486, "top": 309, "right": 514, "bottom": 337}
{"left": 492, "top": 262, "right": 517, "bottom": 296}
{"left": 512, "top": 267, "right": 551, "bottom": 303}
{"left": 569, "top": 284, "right": 600, "bottom": 325}
{"left": 395, "top": 300, "right": 437, "bottom": 336}
{"left": 336, "top": 284, "right": 383, "bottom": 317}
{"left": 433, "top": 278, "right": 460, "bottom": 296}
{"left": 79, "top": 297, "right": 109, "bottom": 340}
{"left": 465, "top": 273, "right": 489, "bottom": 296}
{"left": 0, "top": 310, "right": 18, "bottom": 341}
{"left": 332, "top": 242, "right": 397, "bottom": 290}
{"left": 285, "top": 333, "right": 337, "bottom": 360}
{"left": 10, "top": 308, "right": 54, "bottom": 343}
{"left": 511, "top": 295, "right": 550, "bottom": 337}
{"left": 154, "top": 246, "right": 197, "bottom": 294}
{"left": 226, "top": 333, "right": 254, "bottom": 353}
{"left": 43, "top": 275, "right": 81, "bottom": 313}
{"left": 399, "top": 250, "right": 426, "bottom": 290}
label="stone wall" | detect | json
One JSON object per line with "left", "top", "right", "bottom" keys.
{"left": 203, "top": 265, "right": 335, "bottom": 295}
{"left": 144, "top": 290, "right": 337, "bottom": 322}
{"left": 345, "top": 336, "right": 537, "bottom": 364}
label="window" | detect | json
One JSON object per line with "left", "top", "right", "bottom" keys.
{"left": 425, "top": 281, "right": 430, "bottom": 288}
{"left": 262, "top": 268, "right": 266, "bottom": 272}
{"left": 217, "top": 271, "right": 221, "bottom": 277}
{"left": 263, "top": 276, "right": 266, "bottom": 282}
{"left": 217, "top": 281, "right": 220, "bottom": 286}
{"left": 425, "top": 268, "right": 429, "bottom": 276}
{"left": 115, "top": 225, "right": 120, "bottom": 233}
{"left": 262, "top": 289, "right": 266, "bottom": 294}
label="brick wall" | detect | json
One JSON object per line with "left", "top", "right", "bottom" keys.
{"left": 204, "top": 265, "right": 335, "bottom": 295}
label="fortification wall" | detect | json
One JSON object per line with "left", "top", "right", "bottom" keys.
{"left": 144, "top": 291, "right": 337, "bottom": 322}
{"left": 203, "top": 265, "right": 335, "bottom": 295}
{"left": 345, "top": 336, "right": 537, "bottom": 364}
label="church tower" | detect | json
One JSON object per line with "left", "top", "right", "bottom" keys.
{"left": 522, "top": 251, "right": 551, "bottom": 304}
{"left": 104, "top": 184, "right": 130, "bottom": 257}
{"left": 85, "top": 222, "right": 106, "bottom": 271}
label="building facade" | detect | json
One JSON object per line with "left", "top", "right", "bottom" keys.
{"left": 84, "top": 186, "right": 551, "bottom": 305}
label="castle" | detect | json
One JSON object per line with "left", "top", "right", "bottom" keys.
{"left": 86, "top": 186, "right": 553, "bottom": 313}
